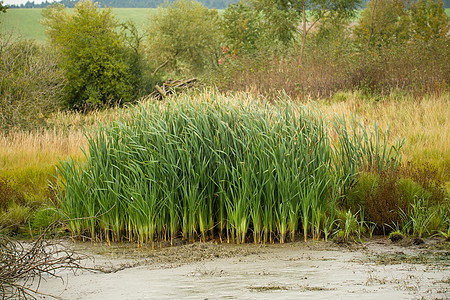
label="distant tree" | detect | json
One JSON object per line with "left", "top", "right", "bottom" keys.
{"left": 355, "top": 0, "right": 448, "bottom": 48}
{"left": 354, "top": 0, "right": 411, "bottom": 49}
{"left": 221, "top": 0, "right": 262, "bottom": 54}
{"left": 10, "top": 0, "right": 239, "bottom": 9}
{"left": 42, "top": 0, "right": 144, "bottom": 109}
{"left": 410, "top": 0, "right": 449, "bottom": 42}
{"left": 252, "top": 0, "right": 363, "bottom": 62}
{"left": 147, "top": 0, "right": 221, "bottom": 76}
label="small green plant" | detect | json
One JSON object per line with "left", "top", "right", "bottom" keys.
{"left": 435, "top": 218, "right": 450, "bottom": 241}
{"left": 335, "top": 209, "right": 363, "bottom": 242}
{"left": 0, "top": 202, "right": 30, "bottom": 234}
{"left": 400, "top": 197, "right": 435, "bottom": 238}
{"left": 388, "top": 230, "right": 405, "bottom": 242}
{"left": 30, "top": 206, "right": 60, "bottom": 234}
{"left": 0, "top": 177, "right": 25, "bottom": 211}
{"left": 344, "top": 172, "right": 379, "bottom": 211}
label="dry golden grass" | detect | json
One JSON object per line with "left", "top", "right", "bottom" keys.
{"left": 0, "top": 128, "right": 86, "bottom": 199}
{"left": 314, "top": 92, "right": 449, "bottom": 183}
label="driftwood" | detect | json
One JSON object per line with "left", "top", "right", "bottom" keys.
{"left": 150, "top": 78, "right": 198, "bottom": 100}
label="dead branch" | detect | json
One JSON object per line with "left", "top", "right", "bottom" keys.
{"left": 0, "top": 233, "right": 88, "bottom": 299}
{"left": 149, "top": 78, "right": 198, "bottom": 100}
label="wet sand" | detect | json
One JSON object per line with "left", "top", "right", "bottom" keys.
{"left": 32, "top": 237, "right": 449, "bottom": 299}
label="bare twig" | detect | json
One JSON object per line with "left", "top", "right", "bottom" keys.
{"left": 0, "top": 233, "right": 88, "bottom": 299}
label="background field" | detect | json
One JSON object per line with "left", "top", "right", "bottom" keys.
{"left": 0, "top": 8, "right": 157, "bottom": 42}
{"left": 3, "top": 8, "right": 449, "bottom": 43}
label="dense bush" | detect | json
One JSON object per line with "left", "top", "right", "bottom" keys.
{"left": 212, "top": 0, "right": 449, "bottom": 99}
{"left": 42, "top": 1, "right": 147, "bottom": 110}
{"left": 344, "top": 162, "right": 449, "bottom": 234}
{"left": 0, "top": 38, "right": 64, "bottom": 131}
{"left": 213, "top": 35, "right": 449, "bottom": 99}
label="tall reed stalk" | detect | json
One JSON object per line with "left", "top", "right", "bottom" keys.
{"left": 56, "top": 92, "right": 402, "bottom": 244}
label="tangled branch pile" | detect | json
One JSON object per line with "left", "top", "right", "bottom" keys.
{"left": 0, "top": 234, "right": 86, "bottom": 299}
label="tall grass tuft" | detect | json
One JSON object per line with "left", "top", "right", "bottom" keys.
{"left": 56, "top": 92, "right": 402, "bottom": 244}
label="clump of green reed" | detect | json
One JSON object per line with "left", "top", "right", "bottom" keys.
{"left": 56, "top": 92, "right": 402, "bottom": 244}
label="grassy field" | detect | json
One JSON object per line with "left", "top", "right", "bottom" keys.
{"left": 2, "top": 8, "right": 449, "bottom": 43}
{"left": 0, "top": 8, "right": 157, "bottom": 42}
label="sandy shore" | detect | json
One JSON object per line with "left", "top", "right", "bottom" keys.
{"left": 30, "top": 237, "right": 449, "bottom": 299}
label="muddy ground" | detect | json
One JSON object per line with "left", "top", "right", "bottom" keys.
{"left": 31, "top": 237, "right": 449, "bottom": 299}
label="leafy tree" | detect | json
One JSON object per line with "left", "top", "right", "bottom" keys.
{"left": 252, "top": 0, "right": 363, "bottom": 62}
{"left": 221, "top": 1, "right": 263, "bottom": 54}
{"left": 0, "top": 1, "right": 7, "bottom": 14}
{"left": 42, "top": 0, "right": 143, "bottom": 109}
{"left": 147, "top": 0, "right": 222, "bottom": 76}
{"left": 355, "top": 0, "right": 448, "bottom": 48}
{"left": 410, "top": 0, "right": 449, "bottom": 42}
{"left": 354, "top": 0, "right": 412, "bottom": 48}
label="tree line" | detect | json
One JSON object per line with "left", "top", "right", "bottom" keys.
{"left": 9, "top": 0, "right": 239, "bottom": 9}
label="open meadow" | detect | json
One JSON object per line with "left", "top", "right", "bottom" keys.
{"left": 0, "top": 8, "right": 157, "bottom": 42}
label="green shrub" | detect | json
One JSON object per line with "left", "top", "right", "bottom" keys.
{"left": 0, "top": 202, "right": 30, "bottom": 233}
{"left": 30, "top": 206, "right": 60, "bottom": 232}
{"left": 397, "top": 177, "right": 430, "bottom": 203}
{"left": 42, "top": 0, "right": 145, "bottom": 110}
{"left": 401, "top": 161, "right": 448, "bottom": 206}
{"left": 345, "top": 172, "right": 379, "bottom": 211}
{"left": 0, "top": 177, "right": 25, "bottom": 212}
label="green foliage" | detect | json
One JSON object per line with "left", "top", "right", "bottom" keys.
{"left": 0, "top": 177, "right": 26, "bottom": 212}
{"left": 355, "top": 0, "right": 449, "bottom": 49}
{"left": 0, "top": 1, "right": 7, "bottom": 14}
{"left": 251, "top": 0, "right": 298, "bottom": 45}
{"left": 345, "top": 172, "right": 379, "bottom": 210}
{"left": 397, "top": 177, "right": 429, "bottom": 203}
{"left": 30, "top": 206, "right": 60, "bottom": 231}
{"left": 0, "top": 202, "right": 30, "bottom": 234}
{"left": 399, "top": 197, "right": 435, "bottom": 238}
{"left": 221, "top": 0, "right": 262, "bottom": 54}
{"left": 410, "top": 0, "right": 449, "bottom": 42}
{"left": 252, "top": 0, "right": 362, "bottom": 59}
{"left": 354, "top": 0, "right": 411, "bottom": 48}
{"left": 335, "top": 209, "right": 372, "bottom": 242}
{"left": 343, "top": 160, "right": 449, "bottom": 236}
{"left": 42, "top": 1, "right": 145, "bottom": 109}
{"left": 147, "top": 0, "right": 221, "bottom": 76}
